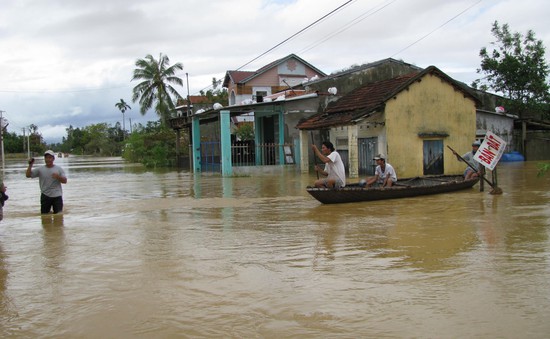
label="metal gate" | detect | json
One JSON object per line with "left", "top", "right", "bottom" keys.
{"left": 201, "top": 141, "right": 221, "bottom": 172}
{"left": 358, "top": 137, "right": 378, "bottom": 175}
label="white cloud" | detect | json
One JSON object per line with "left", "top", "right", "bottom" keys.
{"left": 0, "top": 0, "right": 549, "bottom": 143}
{"left": 40, "top": 125, "right": 71, "bottom": 143}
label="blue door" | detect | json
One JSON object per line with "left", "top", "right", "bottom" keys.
{"left": 423, "top": 140, "right": 444, "bottom": 175}
{"left": 358, "top": 137, "right": 378, "bottom": 175}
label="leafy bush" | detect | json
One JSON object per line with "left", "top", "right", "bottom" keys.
{"left": 123, "top": 121, "right": 177, "bottom": 167}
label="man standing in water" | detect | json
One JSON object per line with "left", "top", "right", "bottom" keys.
{"left": 26, "top": 150, "right": 67, "bottom": 214}
{"left": 0, "top": 181, "right": 8, "bottom": 221}
{"left": 311, "top": 141, "right": 346, "bottom": 188}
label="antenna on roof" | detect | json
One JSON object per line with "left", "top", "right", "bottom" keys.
{"left": 282, "top": 79, "right": 297, "bottom": 97}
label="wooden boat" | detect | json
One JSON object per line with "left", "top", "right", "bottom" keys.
{"left": 306, "top": 175, "right": 479, "bottom": 204}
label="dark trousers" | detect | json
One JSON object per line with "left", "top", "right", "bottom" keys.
{"left": 40, "top": 193, "right": 63, "bottom": 214}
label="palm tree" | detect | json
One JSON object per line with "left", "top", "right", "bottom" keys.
{"left": 115, "top": 99, "right": 131, "bottom": 138}
{"left": 131, "top": 53, "right": 184, "bottom": 124}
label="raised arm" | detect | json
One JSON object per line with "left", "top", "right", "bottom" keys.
{"left": 25, "top": 158, "right": 34, "bottom": 178}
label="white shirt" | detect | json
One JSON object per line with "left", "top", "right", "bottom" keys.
{"left": 325, "top": 151, "right": 346, "bottom": 187}
{"left": 375, "top": 163, "right": 397, "bottom": 183}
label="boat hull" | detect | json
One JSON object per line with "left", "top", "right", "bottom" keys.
{"left": 306, "top": 175, "right": 479, "bottom": 204}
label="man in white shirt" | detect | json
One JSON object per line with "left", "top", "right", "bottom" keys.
{"left": 311, "top": 141, "right": 346, "bottom": 188}
{"left": 366, "top": 153, "right": 397, "bottom": 187}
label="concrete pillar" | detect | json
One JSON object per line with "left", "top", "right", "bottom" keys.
{"left": 192, "top": 116, "right": 201, "bottom": 173}
{"left": 220, "top": 110, "right": 232, "bottom": 176}
{"left": 278, "top": 108, "right": 285, "bottom": 165}
{"left": 254, "top": 116, "right": 262, "bottom": 166}
{"left": 299, "top": 129, "right": 310, "bottom": 173}
{"left": 348, "top": 124, "right": 359, "bottom": 178}
{"left": 293, "top": 138, "right": 301, "bottom": 166}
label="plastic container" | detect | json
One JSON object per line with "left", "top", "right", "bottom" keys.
{"left": 500, "top": 151, "right": 525, "bottom": 162}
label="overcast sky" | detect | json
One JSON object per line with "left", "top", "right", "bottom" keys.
{"left": 1, "top": 0, "right": 549, "bottom": 143}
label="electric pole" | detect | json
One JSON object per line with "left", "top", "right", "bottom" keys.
{"left": 0, "top": 110, "right": 5, "bottom": 172}
{"left": 22, "top": 128, "right": 26, "bottom": 153}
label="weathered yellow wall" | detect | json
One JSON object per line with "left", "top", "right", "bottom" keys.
{"left": 386, "top": 74, "right": 477, "bottom": 177}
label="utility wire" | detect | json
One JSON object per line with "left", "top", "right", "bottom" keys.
{"left": 391, "top": 0, "right": 483, "bottom": 58}
{"left": 193, "top": 0, "right": 356, "bottom": 95}
{"left": 235, "top": 0, "right": 355, "bottom": 71}
{"left": 299, "top": 0, "right": 398, "bottom": 55}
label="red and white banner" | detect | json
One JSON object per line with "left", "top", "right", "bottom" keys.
{"left": 473, "top": 131, "right": 507, "bottom": 171}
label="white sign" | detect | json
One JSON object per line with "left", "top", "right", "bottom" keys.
{"left": 473, "top": 131, "right": 507, "bottom": 171}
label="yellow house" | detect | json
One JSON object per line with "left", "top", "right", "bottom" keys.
{"left": 297, "top": 66, "right": 481, "bottom": 178}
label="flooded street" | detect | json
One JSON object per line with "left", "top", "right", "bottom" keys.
{"left": 1, "top": 156, "right": 549, "bottom": 338}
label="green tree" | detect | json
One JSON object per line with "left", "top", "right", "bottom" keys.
{"left": 122, "top": 121, "right": 176, "bottom": 167}
{"left": 3, "top": 130, "right": 25, "bottom": 153}
{"left": 472, "top": 21, "right": 550, "bottom": 119}
{"left": 26, "top": 124, "right": 46, "bottom": 155}
{"left": 199, "top": 77, "right": 229, "bottom": 106}
{"left": 83, "top": 123, "right": 110, "bottom": 155}
{"left": 131, "top": 53, "right": 184, "bottom": 124}
{"left": 235, "top": 123, "right": 254, "bottom": 141}
{"left": 69, "top": 126, "right": 84, "bottom": 154}
{"left": 115, "top": 98, "right": 131, "bottom": 138}
{"left": 65, "top": 126, "right": 90, "bottom": 155}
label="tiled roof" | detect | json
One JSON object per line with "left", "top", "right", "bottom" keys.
{"left": 177, "top": 95, "right": 218, "bottom": 107}
{"left": 188, "top": 96, "right": 212, "bottom": 104}
{"left": 296, "top": 66, "right": 479, "bottom": 130}
{"left": 325, "top": 72, "right": 419, "bottom": 114}
{"left": 302, "top": 58, "right": 422, "bottom": 86}
{"left": 226, "top": 71, "right": 255, "bottom": 85}
{"left": 296, "top": 72, "right": 418, "bottom": 130}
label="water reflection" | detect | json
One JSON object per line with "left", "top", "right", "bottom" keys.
{"left": 313, "top": 220, "right": 339, "bottom": 263}
{"left": 0, "top": 243, "right": 8, "bottom": 311}
{"left": 41, "top": 212, "right": 65, "bottom": 257}
{"left": 385, "top": 194, "right": 478, "bottom": 271}
{"left": 0, "top": 157, "right": 549, "bottom": 337}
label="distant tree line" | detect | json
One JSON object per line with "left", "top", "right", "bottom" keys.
{"left": 3, "top": 118, "right": 183, "bottom": 169}
{"left": 3, "top": 123, "right": 127, "bottom": 157}
{"left": 3, "top": 124, "right": 47, "bottom": 155}
{"left": 50, "top": 123, "right": 125, "bottom": 156}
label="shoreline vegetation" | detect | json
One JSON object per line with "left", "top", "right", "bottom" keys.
{"left": 6, "top": 153, "right": 36, "bottom": 160}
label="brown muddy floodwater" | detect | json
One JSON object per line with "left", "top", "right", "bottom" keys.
{"left": 1, "top": 156, "right": 549, "bottom": 338}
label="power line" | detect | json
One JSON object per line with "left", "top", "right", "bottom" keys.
{"left": 193, "top": 0, "right": 356, "bottom": 95}
{"left": 235, "top": 0, "right": 356, "bottom": 71}
{"left": 196, "top": 0, "right": 478, "bottom": 95}
{"left": 391, "top": 0, "right": 483, "bottom": 58}
{"left": 299, "top": 0, "right": 398, "bottom": 55}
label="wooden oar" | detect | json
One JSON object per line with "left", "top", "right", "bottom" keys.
{"left": 447, "top": 145, "right": 503, "bottom": 195}
{"left": 311, "top": 132, "right": 319, "bottom": 179}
